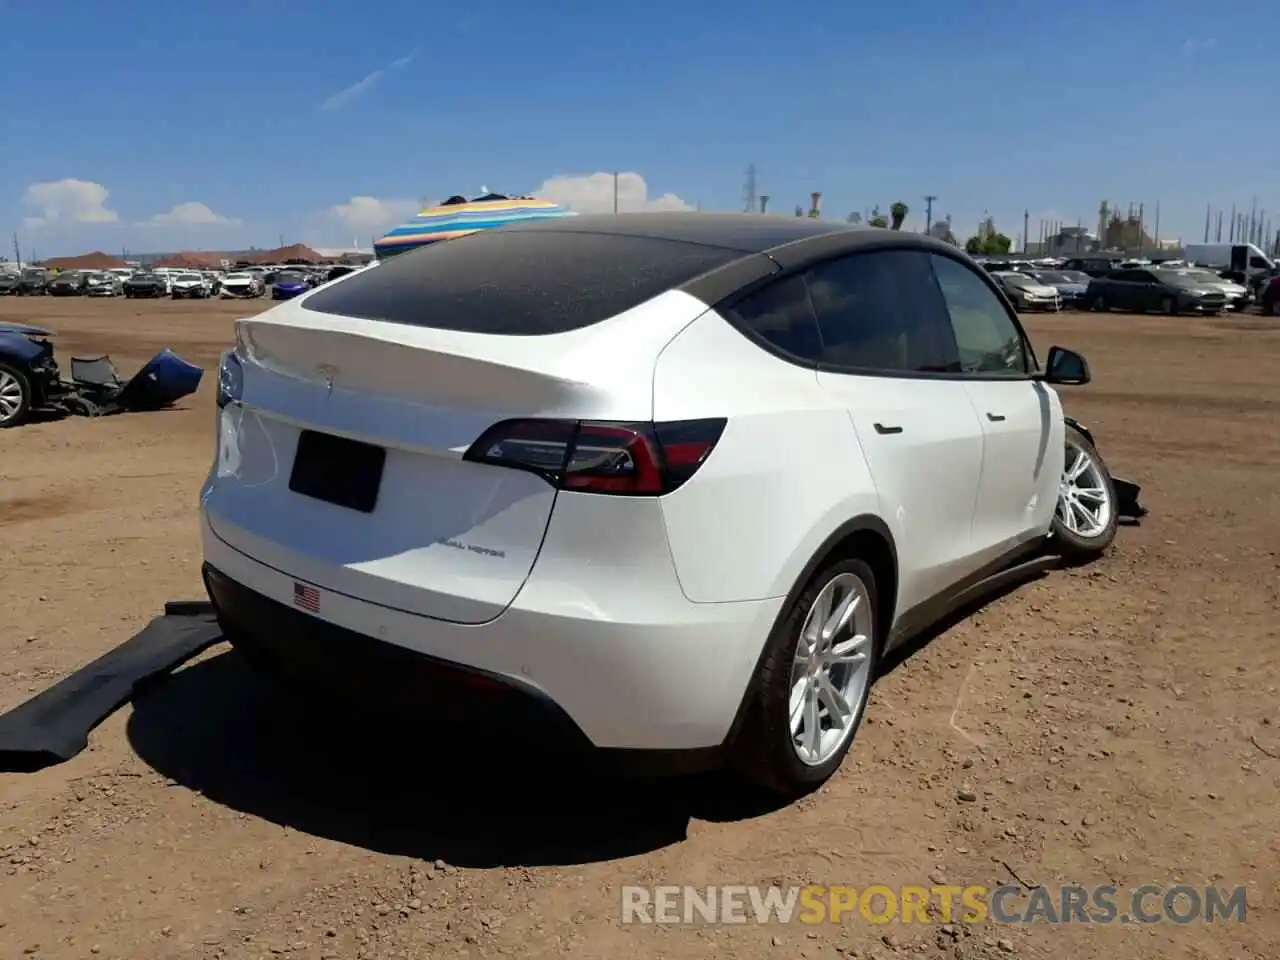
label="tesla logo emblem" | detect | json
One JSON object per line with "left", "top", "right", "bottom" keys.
{"left": 317, "top": 364, "right": 337, "bottom": 394}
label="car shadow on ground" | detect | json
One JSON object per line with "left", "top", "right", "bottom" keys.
{"left": 878, "top": 571, "right": 1047, "bottom": 678}
{"left": 126, "top": 553, "right": 1095, "bottom": 868}
{"left": 126, "top": 650, "right": 779, "bottom": 868}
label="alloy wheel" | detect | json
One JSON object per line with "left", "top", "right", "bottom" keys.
{"left": 790, "top": 572, "right": 874, "bottom": 766}
{"left": 1057, "top": 443, "right": 1112, "bottom": 539}
{"left": 0, "top": 369, "right": 24, "bottom": 424}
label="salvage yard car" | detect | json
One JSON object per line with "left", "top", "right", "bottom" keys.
{"left": 1164, "top": 268, "right": 1251, "bottom": 311}
{"left": 0, "top": 322, "right": 60, "bottom": 427}
{"left": 17, "top": 269, "right": 49, "bottom": 295}
{"left": 1028, "top": 269, "right": 1090, "bottom": 308}
{"left": 84, "top": 272, "right": 123, "bottom": 296}
{"left": 47, "top": 271, "right": 89, "bottom": 296}
{"left": 219, "top": 272, "right": 262, "bottom": 299}
{"left": 123, "top": 271, "right": 169, "bottom": 299}
{"left": 171, "top": 272, "right": 211, "bottom": 299}
{"left": 203, "top": 214, "right": 1145, "bottom": 798}
{"left": 991, "top": 271, "right": 1061, "bottom": 311}
{"left": 1085, "top": 267, "right": 1227, "bottom": 315}
{"left": 0, "top": 273, "right": 19, "bottom": 296}
{"left": 270, "top": 270, "right": 310, "bottom": 300}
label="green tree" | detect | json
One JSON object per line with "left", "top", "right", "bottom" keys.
{"left": 889, "top": 201, "right": 909, "bottom": 230}
{"left": 964, "top": 232, "right": 1013, "bottom": 255}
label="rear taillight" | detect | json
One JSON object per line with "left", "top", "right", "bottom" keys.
{"left": 463, "top": 418, "right": 726, "bottom": 496}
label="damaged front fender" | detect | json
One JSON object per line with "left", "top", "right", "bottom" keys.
{"left": 1065, "top": 416, "right": 1148, "bottom": 520}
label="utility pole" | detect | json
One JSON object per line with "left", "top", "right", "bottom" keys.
{"left": 744, "top": 165, "right": 757, "bottom": 214}
{"left": 11, "top": 232, "right": 20, "bottom": 266}
{"left": 612, "top": 172, "right": 619, "bottom": 214}
{"left": 1203, "top": 203, "right": 1211, "bottom": 243}
{"left": 1023, "top": 210, "right": 1030, "bottom": 253}
{"left": 924, "top": 195, "right": 936, "bottom": 235}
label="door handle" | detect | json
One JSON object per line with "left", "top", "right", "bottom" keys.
{"left": 986, "top": 412, "right": 1006, "bottom": 422}
{"left": 873, "top": 423, "right": 904, "bottom": 435}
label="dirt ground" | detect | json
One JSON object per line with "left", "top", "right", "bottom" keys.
{"left": 1, "top": 296, "right": 1277, "bottom": 960}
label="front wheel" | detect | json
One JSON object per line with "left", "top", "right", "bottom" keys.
{"left": 1161, "top": 296, "right": 1177, "bottom": 315}
{"left": 1052, "top": 424, "right": 1118, "bottom": 561}
{"left": 0, "top": 362, "right": 32, "bottom": 428}
{"left": 730, "top": 557, "right": 880, "bottom": 798}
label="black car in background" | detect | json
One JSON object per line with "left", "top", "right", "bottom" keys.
{"left": 1061, "top": 256, "right": 1126, "bottom": 278}
{"left": 48, "top": 271, "right": 88, "bottom": 296}
{"left": 1085, "top": 268, "right": 1228, "bottom": 315}
{"left": 123, "top": 272, "right": 168, "bottom": 298}
{"left": 0, "top": 273, "right": 20, "bottom": 295}
{"left": 17, "top": 269, "right": 49, "bottom": 295}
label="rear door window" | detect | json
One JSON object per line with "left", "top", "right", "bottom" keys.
{"left": 304, "top": 230, "right": 745, "bottom": 335}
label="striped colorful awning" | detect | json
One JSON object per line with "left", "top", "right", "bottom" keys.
{"left": 374, "top": 197, "right": 574, "bottom": 257}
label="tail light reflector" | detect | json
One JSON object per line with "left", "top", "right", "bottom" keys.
{"left": 463, "top": 418, "right": 727, "bottom": 495}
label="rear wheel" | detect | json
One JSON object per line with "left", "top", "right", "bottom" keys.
{"left": 1161, "top": 296, "right": 1177, "bottom": 315}
{"left": 730, "top": 557, "right": 879, "bottom": 797}
{"left": 1091, "top": 296, "right": 1109, "bottom": 312}
{"left": 0, "top": 362, "right": 32, "bottom": 428}
{"left": 1052, "top": 424, "right": 1117, "bottom": 560}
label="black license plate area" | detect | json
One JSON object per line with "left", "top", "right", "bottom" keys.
{"left": 288, "top": 430, "right": 386, "bottom": 513}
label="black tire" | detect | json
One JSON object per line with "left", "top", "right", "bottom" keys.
{"left": 1161, "top": 296, "right": 1177, "bottom": 315}
{"left": 0, "top": 361, "right": 33, "bottom": 429}
{"left": 1052, "top": 424, "right": 1118, "bottom": 561}
{"left": 1091, "top": 296, "right": 1108, "bottom": 312}
{"left": 729, "top": 556, "right": 881, "bottom": 798}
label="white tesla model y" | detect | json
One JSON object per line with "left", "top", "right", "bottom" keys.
{"left": 201, "top": 213, "right": 1126, "bottom": 797}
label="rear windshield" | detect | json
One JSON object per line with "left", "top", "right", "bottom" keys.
{"left": 303, "top": 230, "right": 745, "bottom": 335}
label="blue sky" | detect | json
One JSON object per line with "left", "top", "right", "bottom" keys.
{"left": 2, "top": 0, "right": 1277, "bottom": 257}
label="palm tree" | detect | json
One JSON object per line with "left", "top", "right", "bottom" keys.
{"left": 890, "top": 202, "right": 909, "bottom": 230}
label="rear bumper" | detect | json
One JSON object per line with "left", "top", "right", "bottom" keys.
{"left": 199, "top": 510, "right": 780, "bottom": 762}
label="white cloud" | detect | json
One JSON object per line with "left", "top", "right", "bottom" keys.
{"left": 534, "top": 172, "right": 692, "bottom": 214}
{"left": 318, "top": 49, "right": 418, "bottom": 113}
{"left": 1182, "top": 37, "right": 1217, "bottom": 54}
{"left": 145, "top": 202, "right": 240, "bottom": 227}
{"left": 331, "top": 195, "right": 420, "bottom": 232}
{"left": 22, "top": 179, "right": 119, "bottom": 227}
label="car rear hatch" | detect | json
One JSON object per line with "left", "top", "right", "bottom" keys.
{"left": 205, "top": 290, "right": 715, "bottom": 624}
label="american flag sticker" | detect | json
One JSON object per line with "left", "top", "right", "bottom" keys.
{"left": 293, "top": 581, "right": 320, "bottom": 613}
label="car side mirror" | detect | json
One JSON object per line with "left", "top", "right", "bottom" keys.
{"left": 1038, "top": 346, "right": 1090, "bottom": 385}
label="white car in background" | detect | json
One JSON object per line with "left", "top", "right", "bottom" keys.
{"left": 991, "top": 271, "right": 1062, "bottom": 311}
{"left": 203, "top": 214, "right": 1143, "bottom": 797}
{"left": 1172, "top": 269, "right": 1251, "bottom": 311}
{"left": 219, "top": 272, "right": 262, "bottom": 299}
{"left": 171, "top": 272, "right": 211, "bottom": 299}
{"left": 84, "top": 271, "right": 122, "bottom": 296}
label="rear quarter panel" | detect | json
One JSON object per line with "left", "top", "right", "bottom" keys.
{"left": 651, "top": 309, "right": 881, "bottom": 604}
